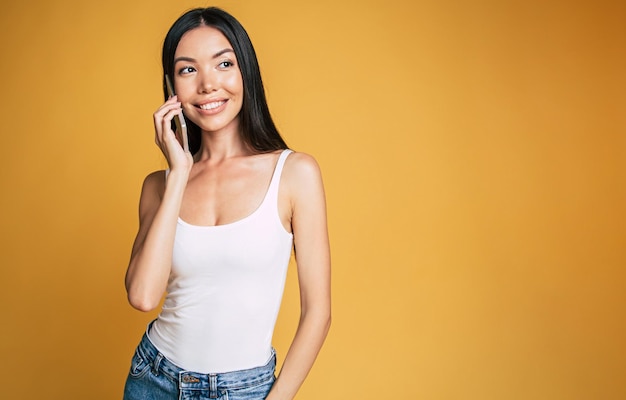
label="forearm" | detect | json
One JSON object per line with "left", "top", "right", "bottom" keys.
{"left": 125, "top": 170, "right": 188, "bottom": 311}
{"left": 267, "top": 308, "right": 331, "bottom": 400}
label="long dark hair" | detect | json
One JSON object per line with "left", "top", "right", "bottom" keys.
{"left": 162, "top": 7, "right": 288, "bottom": 154}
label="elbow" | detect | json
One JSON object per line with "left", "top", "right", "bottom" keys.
{"left": 126, "top": 288, "right": 161, "bottom": 312}
{"left": 303, "top": 305, "right": 332, "bottom": 335}
{"left": 324, "top": 311, "right": 332, "bottom": 334}
{"left": 125, "top": 272, "right": 163, "bottom": 312}
{"left": 316, "top": 309, "right": 332, "bottom": 343}
{"left": 128, "top": 295, "right": 160, "bottom": 312}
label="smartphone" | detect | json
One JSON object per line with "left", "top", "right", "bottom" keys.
{"left": 165, "top": 74, "right": 189, "bottom": 153}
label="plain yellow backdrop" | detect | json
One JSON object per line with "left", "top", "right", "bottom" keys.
{"left": 1, "top": 0, "right": 624, "bottom": 399}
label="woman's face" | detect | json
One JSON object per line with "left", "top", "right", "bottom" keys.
{"left": 173, "top": 26, "right": 244, "bottom": 135}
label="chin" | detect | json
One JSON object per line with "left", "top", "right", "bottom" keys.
{"left": 199, "top": 121, "right": 239, "bottom": 135}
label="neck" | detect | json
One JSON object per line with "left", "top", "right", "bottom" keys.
{"left": 195, "top": 124, "right": 252, "bottom": 163}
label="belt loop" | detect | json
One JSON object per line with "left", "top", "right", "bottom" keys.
{"left": 209, "top": 373, "right": 218, "bottom": 399}
{"left": 152, "top": 353, "right": 164, "bottom": 376}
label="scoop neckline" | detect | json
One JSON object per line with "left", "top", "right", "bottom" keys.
{"left": 176, "top": 149, "right": 291, "bottom": 229}
{"left": 177, "top": 202, "right": 263, "bottom": 229}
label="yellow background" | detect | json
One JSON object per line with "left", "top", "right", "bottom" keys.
{"left": 1, "top": 0, "right": 624, "bottom": 398}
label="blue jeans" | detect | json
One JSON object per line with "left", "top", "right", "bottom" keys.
{"left": 123, "top": 330, "right": 276, "bottom": 400}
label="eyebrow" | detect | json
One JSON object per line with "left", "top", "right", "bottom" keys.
{"left": 174, "top": 48, "right": 235, "bottom": 64}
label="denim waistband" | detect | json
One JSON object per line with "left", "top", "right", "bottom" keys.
{"left": 135, "top": 327, "right": 276, "bottom": 391}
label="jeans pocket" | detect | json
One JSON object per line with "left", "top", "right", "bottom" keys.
{"left": 128, "top": 349, "right": 151, "bottom": 379}
{"left": 226, "top": 375, "right": 275, "bottom": 400}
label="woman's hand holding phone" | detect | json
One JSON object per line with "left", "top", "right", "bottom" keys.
{"left": 153, "top": 96, "right": 193, "bottom": 174}
{"left": 164, "top": 74, "right": 189, "bottom": 153}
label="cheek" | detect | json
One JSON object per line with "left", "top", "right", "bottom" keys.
{"left": 223, "top": 73, "right": 243, "bottom": 94}
{"left": 175, "top": 83, "right": 195, "bottom": 102}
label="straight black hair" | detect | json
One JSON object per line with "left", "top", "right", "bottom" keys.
{"left": 162, "top": 7, "right": 288, "bottom": 155}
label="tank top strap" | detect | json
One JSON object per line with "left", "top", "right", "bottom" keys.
{"left": 265, "top": 149, "right": 293, "bottom": 203}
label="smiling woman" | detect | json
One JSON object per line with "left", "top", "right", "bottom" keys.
{"left": 122, "top": 7, "right": 331, "bottom": 400}
{"left": 173, "top": 27, "right": 244, "bottom": 136}
{"left": 160, "top": 8, "right": 288, "bottom": 156}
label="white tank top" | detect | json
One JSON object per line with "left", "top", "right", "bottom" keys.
{"left": 148, "top": 149, "right": 294, "bottom": 373}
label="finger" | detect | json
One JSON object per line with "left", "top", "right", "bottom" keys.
{"left": 160, "top": 108, "right": 184, "bottom": 148}
{"left": 154, "top": 101, "right": 182, "bottom": 143}
{"left": 154, "top": 100, "right": 181, "bottom": 129}
{"left": 153, "top": 96, "right": 180, "bottom": 123}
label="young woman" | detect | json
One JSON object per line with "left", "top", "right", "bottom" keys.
{"left": 123, "top": 7, "right": 331, "bottom": 400}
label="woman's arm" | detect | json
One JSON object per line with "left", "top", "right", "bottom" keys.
{"left": 268, "top": 153, "right": 332, "bottom": 400}
{"left": 124, "top": 169, "right": 188, "bottom": 311}
{"left": 124, "top": 96, "right": 193, "bottom": 311}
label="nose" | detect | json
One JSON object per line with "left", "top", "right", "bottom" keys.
{"left": 198, "top": 68, "right": 216, "bottom": 94}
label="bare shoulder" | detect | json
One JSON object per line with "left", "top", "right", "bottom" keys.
{"left": 282, "top": 151, "right": 325, "bottom": 200}
{"left": 138, "top": 170, "right": 167, "bottom": 217}
{"left": 141, "top": 170, "right": 167, "bottom": 197}
{"left": 277, "top": 151, "right": 327, "bottom": 232}
{"left": 283, "top": 151, "right": 323, "bottom": 181}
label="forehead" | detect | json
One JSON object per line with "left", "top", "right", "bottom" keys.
{"left": 175, "top": 26, "right": 233, "bottom": 57}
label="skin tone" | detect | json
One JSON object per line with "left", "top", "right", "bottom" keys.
{"left": 124, "top": 26, "right": 331, "bottom": 400}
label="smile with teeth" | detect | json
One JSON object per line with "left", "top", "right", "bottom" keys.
{"left": 198, "top": 100, "right": 226, "bottom": 110}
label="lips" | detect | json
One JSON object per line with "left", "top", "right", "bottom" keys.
{"left": 197, "top": 100, "right": 227, "bottom": 110}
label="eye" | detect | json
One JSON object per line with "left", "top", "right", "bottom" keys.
{"left": 178, "top": 66, "right": 196, "bottom": 75}
{"left": 218, "top": 60, "right": 235, "bottom": 69}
